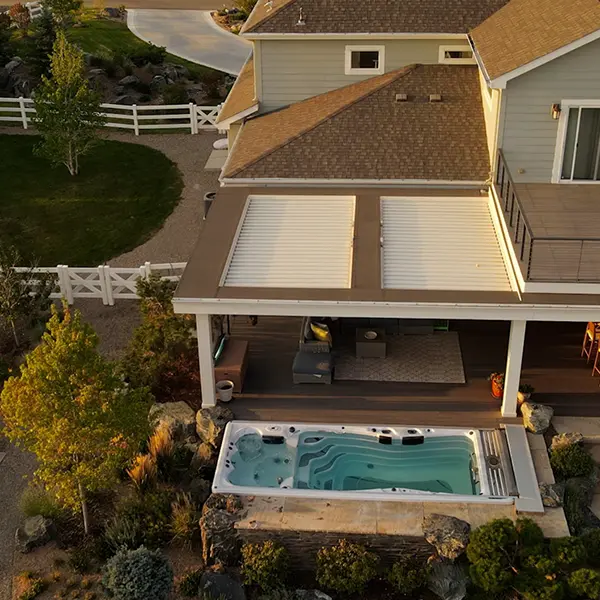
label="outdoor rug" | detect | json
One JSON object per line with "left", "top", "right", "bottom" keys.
{"left": 334, "top": 332, "right": 466, "bottom": 384}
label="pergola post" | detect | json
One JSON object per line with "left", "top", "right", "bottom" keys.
{"left": 196, "top": 314, "right": 216, "bottom": 408}
{"left": 502, "top": 320, "right": 527, "bottom": 418}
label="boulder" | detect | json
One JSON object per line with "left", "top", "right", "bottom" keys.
{"left": 188, "top": 477, "right": 212, "bottom": 505}
{"left": 15, "top": 516, "right": 55, "bottom": 553}
{"left": 150, "top": 74, "right": 167, "bottom": 90}
{"left": 521, "top": 402, "right": 554, "bottom": 434}
{"left": 539, "top": 482, "right": 565, "bottom": 508}
{"left": 174, "top": 64, "right": 189, "bottom": 78}
{"left": 551, "top": 432, "right": 584, "bottom": 452}
{"left": 196, "top": 405, "right": 234, "bottom": 449}
{"left": 5, "top": 58, "right": 22, "bottom": 73}
{"left": 200, "top": 508, "right": 239, "bottom": 566}
{"left": 423, "top": 514, "right": 471, "bottom": 560}
{"left": 427, "top": 558, "right": 468, "bottom": 600}
{"left": 202, "top": 493, "right": 243, "bottom": 515}
{"left": 88, "top": 68, "right": 106, "bottom": 78}
{"left": 295, "top": 592, "right": 332, "bottom": 600}
{"left": 199, "top": 572, "right": 246, "bottom": 600}
{"left": 161, "top": 64, "right": 179, "bottom": 82}
{"left": 118, "top": 74, "right": 140, "bottom": 86}
{"left": 149, "top": 401, "right": 196, "bottom": 440}
{"left": 191, "top": 442, "right": 217, "bottom": 470}
{"left": 105, "top": 7, "right": 122, "bottom": 18}
{"left": 111, "top": 94, "right": 137, "bottom": 105}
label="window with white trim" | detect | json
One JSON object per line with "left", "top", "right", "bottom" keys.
{"left": 438, "top": 45, "right": 476, "bottom": 65}
{"left": 344, "top": 45, "right": 385, "bottom": 75}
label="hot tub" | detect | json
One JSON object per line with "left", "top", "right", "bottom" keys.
{"left": 213, "top": 422, "right": 517, "bottom": 504}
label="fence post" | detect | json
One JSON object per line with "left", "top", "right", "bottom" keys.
{"left": 57, "top": 265, "right": 74, "bottom": 304}
{"left": 101, "top": 265, "right": 115, "bottom": 306}
{"left": 96, "top": 265, "right": 109, "bottom": 306}
{"left": 19, "top": 97, "right": 28, "bottom": 130}
{"left": 132, "top": 104, "right": 139, "bottom": 136}
{"left": 189, "top": 103, "right": 197, "bottom": 135}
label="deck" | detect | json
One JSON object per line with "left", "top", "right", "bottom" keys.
{"left": 225, "top": 316, "right": 600, "bottom": 426}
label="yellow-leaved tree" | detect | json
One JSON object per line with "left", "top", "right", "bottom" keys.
{"left": 0, "top": 304, "right": 152, "bottom": 533}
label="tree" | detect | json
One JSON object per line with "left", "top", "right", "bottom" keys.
{"left": 33, "top": 32, "right": 105, "bottom": 176}
{"left": 42, "top": 0, "right": 82, "bottom": 27}
{"left": 26, "top": 8, "right": 57, "bottom": 77}
{"left": 0, "top": 245, "right": 53, "bottom": 351}
{"left": 0, "top": 13, "right": 14, "bottom": 65}
{"left": 8, "top": 3, "right": 30, "bottom": 30}
{"left": 0, "top": 304, "right": 152, "bottom": 534}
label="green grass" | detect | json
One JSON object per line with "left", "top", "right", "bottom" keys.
{"left": 0, "top": 134, "right": 183, "bottom": 265}
{"left": 67, "top": 15, "right": 223, "bottom": 81}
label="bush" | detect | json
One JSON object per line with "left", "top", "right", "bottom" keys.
{"left": 25, "top": 8, "right": 56, "bottom": 77}
{"left": 234, "top": 0, "right": 257, "bottom": 17}
{"left": 241, "top": 541, "right": 289, "bottom": 591}
{"left": 162, "top": 84, "right": 189, "bottom": 105}
{"left": 127, "top": 454, "right": 157, "bottom": 493}
{"left": 102, "top": 547, "right": 173, "bottom": 600}
{"left": 127, "top": 44, "right": 166, "bottom": 67}
{"left": 550, "top": 444, "right": 595, "bottom": 480}
{"left": 148, "top": 424, "right": 175, "bottom": 480}
{"left": 550, "top": 537, "right": 587, "bottom": 567}
{"left": 170, "top": 492, "right": 199, "bottom": 547}
{"left": 9, "top": 3, "right": 30, "bottom": 29}
{"left": 386, "top": 558, "right": 427, "bottom": 595}
{"left": 581, "top": 530, "right": 600, "bottom": 566}
{"left": 17, "top": 573, "right": 46, "bottom": 600}
{"left": 20, "top": 485, "right": 62, "bottom": 519}
{"left": 568, "top": 568, "right": 600, "bottom": 599}
{"left": 315, "top": 540, "right": 379, "bottom": 594}
{"left": 178, "top": 569, "right": 203, "bottom": 597}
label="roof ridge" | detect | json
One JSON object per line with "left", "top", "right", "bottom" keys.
{"left": 227, "top": 65, "right": 418, "bottom": 178}
{"left": 242, "top": 0, "right": 300, "bottom": 34}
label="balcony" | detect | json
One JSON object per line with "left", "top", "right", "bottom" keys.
{"left": 494, "top": 150, "right": 600, "bottom": 284}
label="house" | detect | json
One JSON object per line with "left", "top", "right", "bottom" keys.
{"left": 173, "top": 0, "right": 600, "bottom": 420}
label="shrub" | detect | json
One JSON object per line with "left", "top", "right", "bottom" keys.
{"left": 581, "top": 530, "right": 600, "bottom": 566}
{"left": 315, "top": 540, "right": 379, "bottom": 594}
{"left": 170, "top": 492, "right": 199, "bottom": 547}
{"left": 102, "top": 547, "right": 173, "bottom": 600}
{"left": 568, "top": 568, "right": 600, "bottom": 599}
{"left": 9, "top": 3, "right": 30, "bottom": 29}
{"left": 234, "top": 0, "right": 257, "bottom": 17}
{"left": 148, "top": 424, "right": 175, "bottom": 480}
{"left": 469, "top": 557, "right": 513, "bottom": 594}
{"left": 25, "top": 8, "right": 56, "bottom": 76}
{"left": 241, "top": 541, "right": 290, "bottom": 591}
{"left": 127, "top": 44, "right": 166, "bottom": 66}
{"left": 130, "top": 81, "right": 151, "bottom": 95}
{"left": 467, "top": 518, "right": 518, "bottom": 564}
{"left": 550, "top": 444, "right": 595, "bottom": 480}
{"left": 17, "top": 573, "right": 46, "bottom": 600}
{"left": 516, "top": 574, "right": 565, "bottom": 600}
{"left": 550, "top": 537, "right": 587, "bottom": 567}
{"left": 162, "top": 84, "right": 189, "bottom": 105}
{"left": 386, "top": 558, "right": 427, "bottom": 595}
{"left": 127, "top": 454, "right": 157, "bottom": 493}
{"left": 20, "top": 485, "right": 62, "bottom": 519}
{"left": 178, "top": 569, "right": 203, "bottom": 597}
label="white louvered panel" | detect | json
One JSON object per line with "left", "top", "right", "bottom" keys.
{"left": 223, "top": 195, "right": 355, "bottom": 288}
{"left": 381, "top": 197, "right": 512, "bottom": 291}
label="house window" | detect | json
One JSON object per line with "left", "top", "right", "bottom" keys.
{"left": 438, "top": 45, "right": 476, "bottom": 65}
{"left": 345, "top": 46, "right": 385, "bottom": 75}
{"left": 556, "top": 105, "right": 600, "bottom": 182}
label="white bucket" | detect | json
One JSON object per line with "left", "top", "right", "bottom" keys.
{"left": 216, "top": 380, "right": 234, "bottom": 403}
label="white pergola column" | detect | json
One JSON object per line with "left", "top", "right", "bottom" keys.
{"left": 502, "top": 320, "right": 527, "bottom": 418}
{"left": 196, "top": 314, "right": 216, "bottom": 408}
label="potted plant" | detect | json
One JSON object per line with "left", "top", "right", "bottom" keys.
{"left": 488, "top": 372, "right": 504, "bottom": 399}
{"left": 517, "top": 383, "right": 535, "bottom": 404}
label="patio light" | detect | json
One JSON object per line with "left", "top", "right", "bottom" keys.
{"left": 551, "top": 103, "right": 561, "bottom": 120}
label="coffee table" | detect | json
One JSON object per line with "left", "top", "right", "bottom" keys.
{"left": 355, "top": 327, "right": 387, "bottom": 358}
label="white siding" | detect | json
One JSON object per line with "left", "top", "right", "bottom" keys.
{"left": 501, "top": 37, "right": 600, "bottom": 183}
{"left": 223, "top": 195, "right": 355, "bottom": 288}
{"left": 381, "top": 197, "right": 511, "bottom": 291}
{"left": 259, "top": 39, "right": 468, "bottom": 111}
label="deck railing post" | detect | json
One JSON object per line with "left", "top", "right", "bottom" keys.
{"left": 19, "top": 97, "right": 28, "bottom": 129}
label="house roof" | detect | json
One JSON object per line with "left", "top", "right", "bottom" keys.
{"left": 215, "top": 55, "right": 256, "bottom": 125}
{"left": 222, "top": 64, "right": 490, "bottom": 183}
{"left": 241, "top": 0, "right": 508, "bottom": 35}
{"left": 471, "top": 0, "right": 600, "bottom": 82}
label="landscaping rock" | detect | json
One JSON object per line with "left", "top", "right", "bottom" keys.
{"left": 118, "top": 74, "right": 140, "bottom": 86}
{"left": 196, "top": 405, "right": 234, "bottom": 448}
{"left": 5, "top": 58, "right": 22, "bottom": 73}
{"left": 200, "top": 508, "right": 239, "bottom": 566}
{"left": 521, "top": 402, "right": 554, "bottom": 434}
{"left": 105, "top": 7, "right": 122, "bottom": 18}
{"left": 191, "top": 442, "right": 217, "bottom": 470}
{"left": 539, "top": 482, "right": 565, "bottom": 507}
{"left": 111, "top": 94, "right": 137, "bottom": 105}
{"left": 551, "top": 432, "right": 584, "bottom": 451}
{"left": 150, "top": 401, "right": 196, "bottom": 440}
{"left": 15, "top": 516, "right": 55, "bottom": 553}
{"left": 189, "top": 477, "right": 212, "bottom": 505}
{"left": 174, "top": 64, "right": 189, "bottom": 78}
{"left": 88, "top": 68, "right": 106, "bottom": 78}
{"left": 423, "top": 514, "right": 471, "bottom": 560}
{"left": 202, "top": 493, "right": 243, "bottom": 515}
{"left": 295, "top": 591, "right": 332, "bottom": 600}
{"left": 199, "top": 572, "right": 246, "bottom": 600}
{"left": 427, "top": 558, "right": 468, "bottom": 600}
{"left": 162, "top": 64, "right": 180, "bottom": 82}
{"left": 150, "top": 74, "right": 168, "bottom": 90}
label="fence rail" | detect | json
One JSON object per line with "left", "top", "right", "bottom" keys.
{"left": 0, "top": 97, "right": 221, "bottom": 134}
{"left": 15, "top": 262, "right": 186, "bottom": 305}
{"left": 495, "top": 150, "right": 600, "bottom": 283}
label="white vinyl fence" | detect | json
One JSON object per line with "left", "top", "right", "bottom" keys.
{"left": 16, "top": 262, "right": 186, "bottom": 306}
{"left": 0, "top": 97, "right": 222, "bottom": 134}
{"left": 26, "top": 1, "right": 43, "bottom": 19}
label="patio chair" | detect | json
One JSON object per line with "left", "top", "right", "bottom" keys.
{"left": 292, "top": 317, "right": 333, "bottom": 384}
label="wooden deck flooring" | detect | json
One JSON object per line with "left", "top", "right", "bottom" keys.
{"left": 225, "top": 317, "right": 600, "bottom": 426}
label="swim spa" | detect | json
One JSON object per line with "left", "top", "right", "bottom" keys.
{"left": 213, "top": 422, "right": 519, "bottom": 504}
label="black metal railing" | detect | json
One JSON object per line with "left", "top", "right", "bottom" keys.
{"left": 494, "top": 150, "right": 600, "bottom": 283}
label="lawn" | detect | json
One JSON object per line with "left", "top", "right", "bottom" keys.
{"left": 67, "top": 15, "right": 222, "bottom": 82}
{"left": 0, "top": 135, "right": 183, "bottom": 266}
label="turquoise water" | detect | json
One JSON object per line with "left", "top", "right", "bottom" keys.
{"left": 227, "top": 431, "right": 478, "bottom": 495}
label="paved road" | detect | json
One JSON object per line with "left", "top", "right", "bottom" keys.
{"left": 86, "top": 0, "right": 225, "bottom": 8}
{"left": 127, "top": 9, "right": 251, "bottom": 75}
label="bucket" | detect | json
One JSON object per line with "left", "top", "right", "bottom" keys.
{"left": 216, "top": 380, "right": 234, "bottom": 403}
